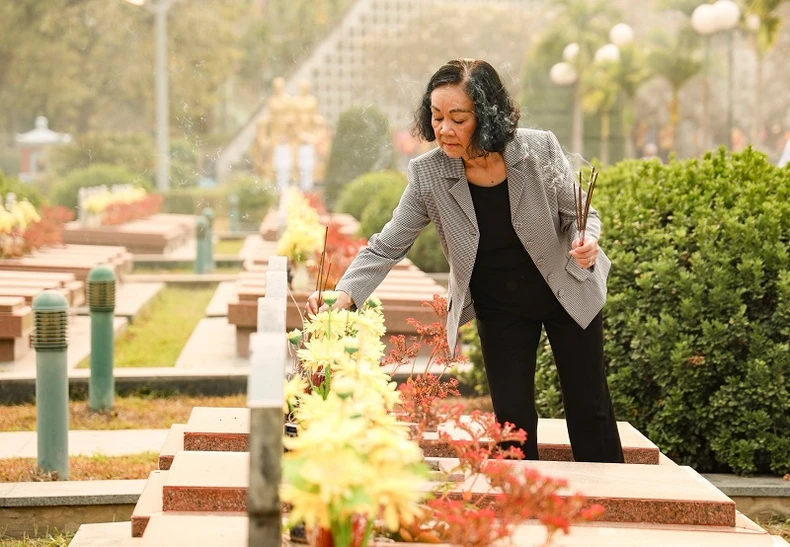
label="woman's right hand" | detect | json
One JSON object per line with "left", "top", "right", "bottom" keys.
{"left": 305, "top": 289, "right": 353, "bottom": 315}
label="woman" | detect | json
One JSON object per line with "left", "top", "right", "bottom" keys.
{"left": 307, "top": 58, "right": 624, "bottom": 463}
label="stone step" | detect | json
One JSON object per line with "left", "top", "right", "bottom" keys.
{"left": 162, "top": 451, "right": 248, "bottom": 513}
{"left": 158, "top": 424, "right": 185, "bottom": 470}
{"left": 67, "top": 521, "right": 131, "bottom": 547}
{"left": 110, "top": 513, "right": 790, "bottom": 547}
{"left": 441, "top": 458, "right": 737, "bottom": 527}
{"left": 156, "top": 450, "right": 735, "bottom": 527}
{"left": 180, "top": 407, "right": 660, "bottom": 464}
{"left": 131, "top": 470, "right": 168, "bottom": 537}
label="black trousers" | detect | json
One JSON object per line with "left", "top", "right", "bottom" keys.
{"left": 476, "top": 307, "right": 624, "bottom": 463}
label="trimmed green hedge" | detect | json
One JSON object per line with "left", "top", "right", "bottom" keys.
{"left": 459, "top": 148, "right": 790, "bottom": 475}
{"left": 336, "top": 170, "right": 448, "bottom": 273}
{"left": 162, "top": 174, "right": 276, "bottom": 229}
{"left": 323, "top": 105, "right": 396, "bottom": 210}
{"left": 49, "top": 164, "right": 152, "bottom": 212}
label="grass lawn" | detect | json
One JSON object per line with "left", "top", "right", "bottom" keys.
{"left": 215, "top": 238, "right": 245, "bottom": 256}
{"left": 77, "top": 286, "right": 216, "bottom": 368}
{"left": 0, "top": 452, "right": 157, "bottom": 482}
{"left": 0, "top": 533, "right": 74, "bottom": 546}
{"left": 0, "top": 394, "right": 246, "bottom": 432}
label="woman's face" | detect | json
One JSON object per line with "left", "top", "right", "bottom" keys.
{"left": 430, "top": 84, "right": 477, "bottom": 160}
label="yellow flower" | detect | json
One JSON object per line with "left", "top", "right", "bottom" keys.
{"left": 283, "top": 375, "right": 308, "bottom": 414}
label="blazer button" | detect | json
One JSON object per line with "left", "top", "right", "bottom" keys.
{"left": 556, "top": 289, "right": 564, "bottom": 299}
{"left": 536, "top": 257, "right": 545, "bottom": 265}
{"left": 513, "top": 222, "right": 523, "bottom": 229}
{"left": 547, "top": 273, "right": 554, "bottom": 281}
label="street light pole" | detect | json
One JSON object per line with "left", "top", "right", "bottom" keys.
{"left": 126, "top": 0, "right": 172, "bottom": 192}
{"left": 154, "top": 0, "right": 170, "bottom": 192}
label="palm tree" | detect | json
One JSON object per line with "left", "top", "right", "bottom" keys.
{"left": 545, "top": 0, "right": 618, "bottom": 156}
{"left": 646, "top": 28, "right": 702, "bottom": 151}
{"left": 609, "top": 43, "right": 652, "bottom": 158}
{"left": 743, "top": 0, "right": 785, "bottom": 143}
{"left": 582, "top": 62, "right": 619, "bottom": 165}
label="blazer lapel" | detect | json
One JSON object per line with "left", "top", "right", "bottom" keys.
{"left": 503, "top": 135, "right": 531, "bottom": 221}
{"left": 443, "top": 155, "right": 478, "bottom": 229}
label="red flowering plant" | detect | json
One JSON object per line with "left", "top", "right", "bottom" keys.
{"left": 310, "top": 220, "right": 366, "bottom": 289}
{"left": 101, "top": 194, "right": 163, "bottom": 225}
{"left": 387, "top": 295, "right": 605, "bottom": 546}
{"left": 21, "top": 205, "right": 75, "bottom": 253}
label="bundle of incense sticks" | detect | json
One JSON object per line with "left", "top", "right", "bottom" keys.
{"left": 314, "top": 225, "right": 332, "bottom": 307}
{"left": 574, "top": 167, "right": 598, "bottom": 244}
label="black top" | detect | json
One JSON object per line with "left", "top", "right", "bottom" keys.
{"left": 468, "top": 179, "right": 559, "bottom": 318}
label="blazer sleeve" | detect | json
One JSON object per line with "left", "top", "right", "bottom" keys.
{"left": 546, "top": 130, "right": 602, "bottom": 242}
{"left": 335, "top": 159, "right": 431, "bottom": 308}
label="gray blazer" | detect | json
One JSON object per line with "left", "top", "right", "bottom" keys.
{"left": 336, "top": 128, "right": 611, "bottom": 352}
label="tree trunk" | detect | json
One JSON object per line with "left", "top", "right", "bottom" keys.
{"left": 752, "top": 52, "right": 764, "bottom": 145}
{"left": 571, "top": 81, "right": 584, "bottom": 157}
{"left": 600, "top": 111, "right": 610, "bottom": 166}
{"left": 622, "top": 96, "right": 635, "bottom": 159}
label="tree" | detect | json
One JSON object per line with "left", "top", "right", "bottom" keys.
{"left": 323, "top": 105, "right": 396, "bottom": 210}
{"left": 544, "top": 0, "right": 619, "bottom": 156}
{"left": 646, "top": 28, "right": 702, "bottom": 151}
{"left": 0, "top": 0, "right": 247, "bottom": 140}
{"left": 609, "top": 43, "right": 651, "bottom": 158}
{"left": 743, "top": 0, "right": 786, "bottom": 143}
{"left": 582, "top": 63, "right": 619, "bottom": 165}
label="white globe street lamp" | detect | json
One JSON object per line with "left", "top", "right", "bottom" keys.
{"left": 691, "top": 4, "right": 718, "bottom": 35}
{"left": 609, "top": 23, "right": 634, "bottom": 47}
{"left": 594, "top": 43, "right": 621, "bottom": 64}
{"left": 550, "top": 62, "right": 578, "bottom": 87}
{"left": 563, "top": 43, "right": 580, "bottom": 63}
{"left": 712, "top": 0, "right": 741, "bottom": 32}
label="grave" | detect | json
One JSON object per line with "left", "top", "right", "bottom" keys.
{"left": 63, "top": 213, "right": 194, "bottom": 255}
{"left": 68, "top": 256, "right": 790, "bottom": 546}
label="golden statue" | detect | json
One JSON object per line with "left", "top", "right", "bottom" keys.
{"left": 252, "top": 78, "right": 330, "bottom": 189}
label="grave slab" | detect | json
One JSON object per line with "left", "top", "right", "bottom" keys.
{"left": 155, "top": 449, "right": 734, "bottom": 527}
{"left": 179, "top": 407, "right": 659, "bottom": 464}
{"left": 161, "top": 451, "right": 248, "bottom": 512}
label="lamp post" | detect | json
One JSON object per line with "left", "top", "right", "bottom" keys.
{"left": 692, "top": 0, "right": 741, "bottom": 150}
{"left": 551, "top": 43, "right": 581, "bottom": 155}
{"left": 126, "top": 0, "right": 177, "bottom": 192}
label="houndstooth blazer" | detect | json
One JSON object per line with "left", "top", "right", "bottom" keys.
{"left": 335, "top": 128, "right": 611, "bottom": 354}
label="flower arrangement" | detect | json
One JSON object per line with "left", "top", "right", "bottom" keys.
{"left": 79, "top": 185, "right": 161, "bottom": 227}
{"left": 83, "top": 186, "right": 148, "bottom": 215}
{"left": 282, "top": 292, "right": 429, "bottom": 547}
{"left": 284, "top": 291, "right": 604, "bottom": 546}
{"left": 276, "top": 189, "right": 325, "bottom": 265}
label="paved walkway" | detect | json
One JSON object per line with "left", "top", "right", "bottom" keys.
{"left": 0, "top": 429, "right": 168, "bottom": 459}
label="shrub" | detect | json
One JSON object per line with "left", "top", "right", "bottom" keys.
{"left": 162, "top": 173, "right": 276, "bottom": 229}
{"left": 0, "top": 171, "right": 43, "bottom": 207}
{"left": 356, "top": 174, "right": 448, "bottom": 273}
{"left": 49, "top": 164, "right": 152, "bottom": 212}
{"left": 464, "top": 148, "right": 790, "bottom": 475}
{"left": 598, "top": 148, "right": 790, "bottom": 475}
{"left": 336, "top": 170, "right": 406, "bottom": 220}
{"left": 50, "top": 133, "right": 156, "bottom": 178}
{"left": 323, "top": 105, "right": 396, "bottom": 210}
{"left": 224, "top": 173, "right": 277, "bottom": 228}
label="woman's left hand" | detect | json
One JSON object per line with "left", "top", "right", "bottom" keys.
{"left": 569, "top": 238, "right": 599, "bottom": 269}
